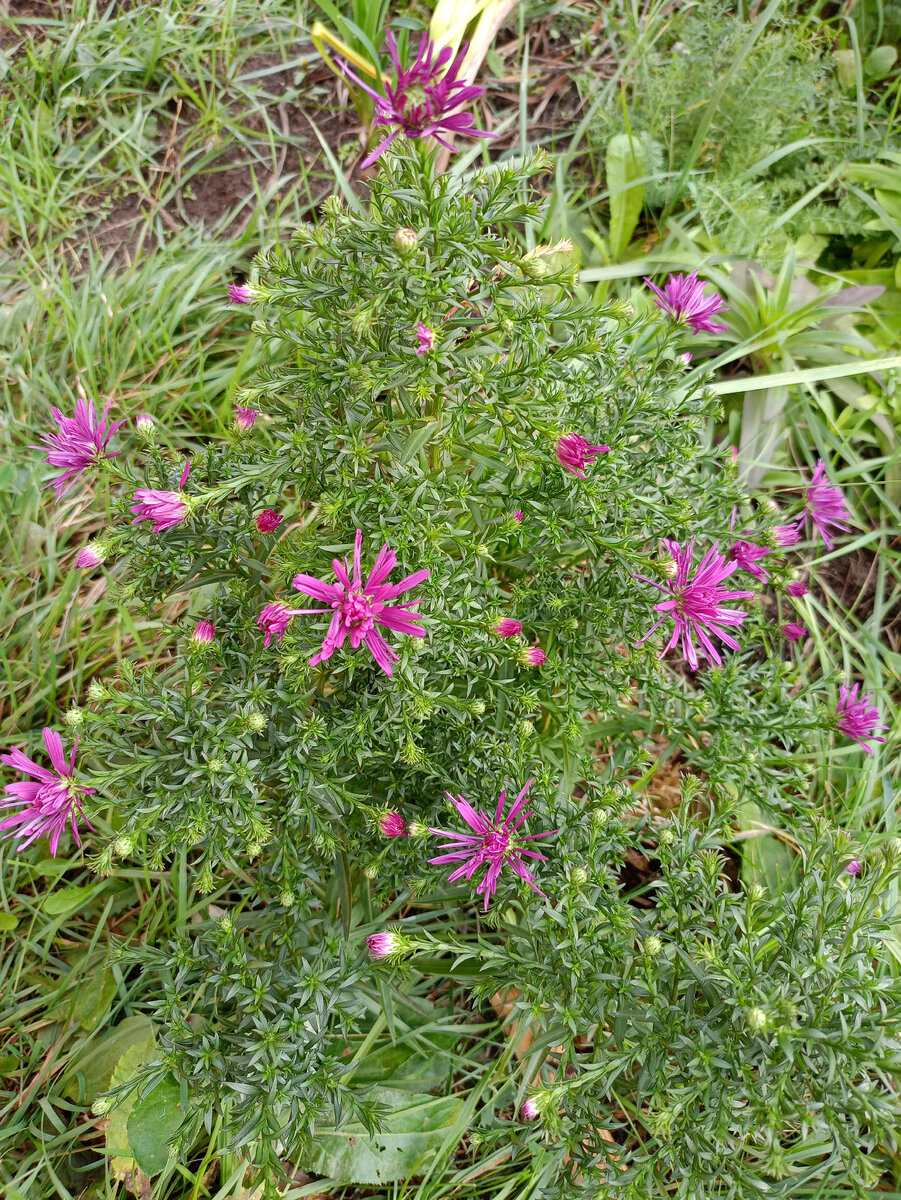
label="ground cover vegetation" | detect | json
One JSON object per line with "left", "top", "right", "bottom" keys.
{"left": 1, "top": 2, "right": 900, "bottom": 1199}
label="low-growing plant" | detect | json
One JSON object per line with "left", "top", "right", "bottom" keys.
{"left": 5, "top": 145, "right": 899, "bottom": 1197}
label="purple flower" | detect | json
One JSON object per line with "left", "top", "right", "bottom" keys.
{"left": 835, "top": 684, "right": 887, "bottom": 754}
{"left": 520, "top": 646, "right": 546, "bottom": 667}
{"left": 416, "top": 322, "right": 434, "bottom": 354}
{"left": 635, "top": 538, "right": 754, "bottom": 671}
{"left": 644, "top": 271, "right": 728, "bottom": 335}
{"left": 428, "top": 778, "right": 556, "bottom": 911}
{"left": 803, "top": 459, "right": 852, "bottom": 549}
{"left": 781, "top": 622, "right": 807, "bottom": 642}
{"left": 75, "top": 543, "right": 106, "bottom": 570}
{"left": 729, "top": 539, "right": 771, "bottom": 582}
{"left": 845, "top": 859, "right": 862, "bottom": 877}
{"left": 367, "top": 931, "right": 399, "bottom": 958}
{"left": 34, "top": 398, "right": 123, "bottom": 500}
{"left": 556, "top": 434, "right": 610, "bottom": 479}
{"left": 135, "top": 413, "right": 155, "bottom": 439}
{"left": 493, "top": 618, "right": 522, "bottom": 638}
{"left": 227, "top": 283, "right": 253, "bottom": 305}
{"left": 343, "top": 33, "right": 495, "bottom": 168}
{"left": 130, "top": 459, "right": 192, "bottom": 532}
{"left": 234, "top": 407, "right": 257, "bottom": 431}
{"left": 513, "top": 510, "right": 524, "bottom": 524}
{"left": 1, "top": 729, "right": 95, "bottom": 856}
{"left": 291, "top": 529, "right": 430, "bottom": 677}
{"left": 785, "top": 580, "right": 809, "bottom": 598}
{"left": 255, "top": 508, "right": 283, "bottom": 533}
{"left": 192, "top": 619, "right": 216, "bottom": 645}
{"left": 257, "top": 602, "right": 296, "bottom": 648}
{"left": 521, "top": 1098, "right": 539, "bottom": 1120}
{"left": 379, "top": 811, "right": 407, "bottom": 838}
{"left": 774, "top": 523, "right": 801, "bottom": 548}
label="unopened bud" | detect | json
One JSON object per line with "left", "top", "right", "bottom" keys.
{"left": 642, "top": 935, "right": 662, "bottom": 958}
{"left": 745, "top": 1007, "right": 768, "bottom": 1032}
{"left": 657, "top": 827, "right": 675, "bottom": 847}
{"left": 469, "top": 700, "right": 486, "bottom": 716}
{"left": 394, "top": 227, "right": 419, "bottom": 256}
{"left": 87, "top": 680, "right": 107, "bottom": 702}
{"left": 569, "top": 866, "right": 589, "bottom": 887}
{"left": 246, "top": 711, "right": 267, "bottom": 733}
{"left": 114, "top": 834, "right": 134, "bottom": 858}
{"left": 63, "top": 706, "right": 84, "bottom": 728}
{"left": 135, "top": 413, "right": 156, "bottom": 444}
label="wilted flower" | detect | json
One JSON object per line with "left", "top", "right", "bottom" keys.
{"left": 780, "top": 622, "right": 807, "bottom": 642}
{"left": 644, "top": 271, "right": 728, "bottom": 335}
{"left": 845, "top": 859, "right": 862, "bottom": 877}
{"left": 34, "top": 398, "right": 123, "bottom": 500}
{"left": 835, "top": 684, "right": 887, "bottom": 754}
{"left": 519, "top": 646, "right": 546, "bottom": 667}
{"left": 130, "top": 460, "right": 192, "bottom": 532}
{"left": 342, "top": 33, "right": 494, "bottom": 167}
{"left": 379, "top": 810, "right": 407, "bottom": 838}
{"left": 635, "top": 537, "right": 753, "bottom": 671}
{"left": 1, "top": 729, "right": 95, "bottom": 856}
{"left": 191, "top": 619, "right": 216, "bottom": 646}
{"left": 255, "top": 508, "right": 283, "bottom": 533}
{"left": 428, "top": 778, "right": 556, "bottom": 910}
{"left": 493, "top": 618, "right": 522, "bottom": 638}
{"left": 416, "top": 322, "right": 434, "bottom": 355}
{"left": 729, "top": 539, "right": 771, "bottom": 582}
{"left": 257, "top": 602, "right": 297, "bottom": 648}
{"left": 234, "top": 407, "right": 257, "bottom": 432}
{"left": 75, "top": 542, "right": 107, "bottom": 570}
{"left": 227, "top": 283, "right": 253, "bottom": 305}
{"left": 556, "top": 433, "right": 610, "bottom": 479}
{"left": 785, "top": 580, "right": 809, "bottom": 597}
{"left": 803, "top": 459, "right": 852, "bottom": 549}
{"left": 292, "top": 529, "right": 430, "bottom": 676}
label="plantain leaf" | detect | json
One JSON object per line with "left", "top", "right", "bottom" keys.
{"left": 606, "top": 134, "right": 645, "bottom": 262}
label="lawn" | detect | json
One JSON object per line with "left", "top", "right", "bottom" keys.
{"left": 1, "top": 1, "right": 900, "bottom": 1198}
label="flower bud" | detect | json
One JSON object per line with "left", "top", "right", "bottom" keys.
{"left": 642, "top": 934, "right": 662, "bottom": 958}
{"left": 469, "top": 699, "right": 486, "bottom": 716}
{"left": 206, "top": 756, "right": 224, "bottom": 774}
{"left": 75, "top": 541, "right": 108, "bottom": 571}
{"left": 747, "top": 882, "right": 765, "bottom": 901}
{"left": 364, "top": 862, "right": 380, "bottom": 880}
{"left": 87, "top": 680, "right": 107, "bottom": 702}
{"left": 408, "top": 821, "right": 430, "bottom": 839}
{"left": 591, "top": 807, "right": 610, "bottom": 829}
{"left": 745, "top": 1006, "right": 768, "bottom": 1032}
{"left": 366, "top": 929, "right": 412, "bottom": 960}
{"left": 569, "top": 866, "right": 589, "bottom": 887}
{"left": 63, "top": 706, "right": 84, "bottom": 728}
{"left": 191, "top": 620, "right": 216, "bottom": 648}
{"left": 657, "top": 826, "right": 675, "bottom": 847}
{"left": 394, "top": 227, "right": 419, "bottom": 256}
{"left": 516, "top": 719, "right": 535, "bottom": 740}
{"left": 92, "top": 1096, "right": 113, "bottom": 1116}
{"left": 114, "top": 834, "right": 134, "bottom": 857}
{"left": 280, "top": 889, "right": 295, "bottom": 907}
{"left": 245, "top": 710, "right": 267, "bottom": 733}
{"left": 379, "top": 810, "right": 407, "bottom": 838}
{"left": 519, "top": 646, "right": 547, "bottom": 667}
{"left": 135, "top": 413, "right": 156, "bottom": 443}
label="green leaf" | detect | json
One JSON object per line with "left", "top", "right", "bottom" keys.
{"left": 873, "top": 189, "right": 901, "bottom": 223}
{"left": 126, "top": 1078, "right": 185, "bottom": 1177}
{"left": 42, "top": 885, "right": 95, "bottom": 916}
{"left": 864, "top": 45, "right": 897, "bottom": 81}
{"left": 0, "top": 912, "right": 19, "bottom": 931}
{"left": 106, "top": 1037, "right": 160, "bottom": 1174}
{"left": 304, "top": 1088, "right": 464, "bottom": 1184}
{"left": 74, "top": 968, "right": 118, "bottom": 1032}
{"left": 0, "top": 1054, "right": 20, "bottom": 1075}
{"left": 606, "top": 133, "right": 645, "bottom": 261}
{"left": 63, "top": 1015, "right": 155, "bottom": 1103}
{"left": 399, "top": 422, "right": 437, "bottom": 465}
{"left": 834, "top": 49, "right": 857, "bottom": 88}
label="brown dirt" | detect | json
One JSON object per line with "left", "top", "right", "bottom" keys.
{"left": 816, "top": 542, "right": 901, "bottom": 654}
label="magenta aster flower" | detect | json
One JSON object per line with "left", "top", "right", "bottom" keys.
{"left": 774, "top": 523, "right": 801, "bottom": 548}
{"left": 520, "top": 646, "right": 546, "bottom": 667}
{"left": 379, "top": 811, "right": 407, "bottom": 838}
{"left": 635, "top": 538, "right": 754, "bottom": 670}
{"left": 845, "top": 859, "right": 862, "bottom": 877}
{"left": 343, "top": 33, "right": 494, "bottom": 168}
{"left": 234, "top": 406, "right": 257, "bottom": 431}
{"left": 291, "top": 529, "right": 429, "bottom": 677}
{"left": 257, "top": 602, "right": 297, "bottom": 648}
{"left": 227, "top": 283, "right": 253, "bottom": 305}
{"left": 513, "top": 510, "right": 524, "bottom": 523}
{"left": 680, "top": 352, "right": 693, "bottom": 366}
{"left": 556, "top": 434, "right": 610, "bottom": 479}
{"left": 367, "top": 931, "right": 399, "bottom": 958}
{"left": 729, "top": 539, "right": 771, "bottom": 583}
{"left": 785, "top": 580, "right": 809, "bottom": 598}
{"left": 34, "top": 398, "right": 123, "bottom": 500}
{"left": 75, "top": 542, "right": 106, "bottom": 570}
{"left": 835, "top": 684, "right": 888, "bottom": 754}
{"left": 521, "top": 1098, "right": 539, "bottom": 1120}
{"left": 1, "top": 729, "right": 95, "bottom": 856}
{"left": 644, "top": 270, "right": 728, "bottom": 335}
{"left": 255, "top": 508, "right": 283, "bottom": 533}
{"left": 803, "top": 459, "right": 852, "bottom": 549}
{"left": 416, "top": 322, "right": 434, "bottom": 355}
{"left": 192, "top": 619, "right": 215, "bottom": 645}
{"left": 130, "top": 459, "right": 192, "bottom": 532}
{"left": 493, "top": 618, "right": 522, "bottom": 638}
{"left": 428, "top": 778, "right": 556, "bottom": 911}
{"left": 781, "top": 622, "right": 807, "bottom": 642}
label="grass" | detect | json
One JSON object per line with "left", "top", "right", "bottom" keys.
{"left": 1, "top": 0, "right": 899, "bottom": 1196}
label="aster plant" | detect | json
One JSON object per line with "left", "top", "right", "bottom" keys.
{"left": 8, "top": 146, "right": 898, "bottom": 1195}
